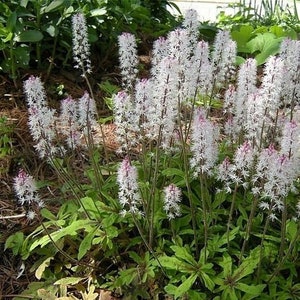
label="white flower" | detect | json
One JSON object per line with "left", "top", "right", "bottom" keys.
{"left": 279, "top": 38, "right": 300, "bottom": 107}
{"left": 13, "top": 169, "right": 42, "bottom": 212}
{"left": 182, "top": 9, "right": 199, "bottom": 40}
{"left": 190, "top": 108, "right": 219, "bottom": 176}
{"left": 113, "top": 90, "right": 138, "bottom": 153}
{"left": 151, "top": 37, "right": 168, "bottom": 75}
{"left": 60, "top": 96, "right": 82, "bottom": 149}
{"left": 186, "top": 40, "right": 212, "bottom": 100}
{"left": 72, "top": 13, "right": 91, "bottom": 74}
{"left": 117, "top": 157, "right": 141, "bottom": 214}
{"left": 151, "top": 57, "right": 180, "bottom": 149}
{"left": 163, "top": 184, "right": 182, "bottom": 219}
{"left": 212, "top": 30, "right": 237, "bottom": 86}
{"left": 259, "top": 56, "right": 283, "bottom": 118}
{"left": 24, "top": 76, "right": 62, "bottom": 158}
{"left": 280, "top": 120, "right": 300, "bottom": 159}
{"left": 23, "top": 76, "right": 47, "bottom": 108}
{"left": 118, "top": 32, "right": 138, "bottom": 91}
{"left": 254, "top": 145, "right": 299, "bottom": 216}
{"left": 27, "top": 210, "right": 36, "bottom": 220}
{"left": 233, "top": 58, "right": 257, "bottom": 134}
{"left": 77, "top": 92, "right": 98, "bottom": 134}
{"left": 233, "top": 140, "right": 255, "bottom": 178}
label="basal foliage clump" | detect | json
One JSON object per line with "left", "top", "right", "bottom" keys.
{"left": 4, "top": 9, "right": 300, "bottom": 300}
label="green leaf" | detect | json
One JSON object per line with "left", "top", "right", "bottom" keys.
{"left": 254, "top": 43, "right": 281, "bottom": 65}
{"left": 170, "top": 245, "right": 197, "bottom": 265}
{"left": 44, "top": 24, "right": 57, "bottom": 38}
{"left": 7, "top": 11, "right": 17, "bottom": 32}
{"left": 35, "top": 257, "right": 53, "bottom": 280}
{"left": 164, "top": 284, "right": 177, "bottom": 297}
{"left": 247, "top": 33, "right": 275, "bottom": 53}
{"left": 128, "top": 251, "right": 143, "bottom": 264}
{"left": 231, "top": 25, "right": 254, "bottom": 53}
{"left": 14, "top": 46, "right": 30, "bottom": 68}
{"left": 90, "top": 8, "right": 107, "bottom": 17}
{"left": 162, "top": 168, "right": 185, "bottom": 178}
{"left": 20, "top": 0, "right": 29, "bottom": 7}
{"left": 236, "top": 282, "right": 266, "bottom": 295}
{"left": 157, "top": 255, "right": 183, "bottom": 270}
{"left": 37, "top": 289, "right": 57, "bottom": 300}
{"left": 15, "top": 30, "right": 43, "bottom": 42}
{"left": 219, "top": 253, "right": 232, "bottom": 277}
{"left": 246, "top": 33, "right": 282, "bottom": 65}
{"left": 201, "top": 272, "right": 215, "bottom": 291}
{"left": 223, "top": 287, "right": 239, "bottom": 300}
{"left": 78, "top": 230, "right": 96, "bottom": 260}
{"left": 42, "top": 0, "right": 65, "bottom": 13}
{"left": 175, "top": 274, "right": 197, "bottom": 298}
{"left": 40, "top": 208, "right": 57, "bottom": 221}
{"left": 233, "top": 247, "right": 260, "bottom": 281}
{"left": 79, "top": 196, "right": 99, "bottom": 218}
{"left": 117, "top": 268, "right": 137, "bottom": 285}
{"left": 30, "top": 219, "right": 94, "bottom": 251}
{"left": 5, "top": 232, "right": 24, "bottom": 255}
{"left": 54, "top": 277, "right": 84, "bottom": 285}
{"left": 286, "top": 219, "right": 298, "bottom": 241}
{"left": 218, "top": 227, "right": 240, "bottom": 249}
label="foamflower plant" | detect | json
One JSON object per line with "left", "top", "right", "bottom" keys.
{"left": 5, "top": 9, "right": 300, "bottom": 300}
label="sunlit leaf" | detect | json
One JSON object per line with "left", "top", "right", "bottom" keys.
{"left": 35, "top": 257, "right": 53, "bottom": 280}
{"left": 15, "top": 30, "right": 43, "bottom": 42}
{"left": 54, "top": 277, "right": 84, "bottom": 285}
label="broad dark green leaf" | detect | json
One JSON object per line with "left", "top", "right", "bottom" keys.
{"left": 15, "top": 30, "right": 43, "bottom": 42}
{"left": 43, "top": 0, "right": 65, "bottom": 13}
{"left": 78, "top": 230, "right": 95, "bottom": 260}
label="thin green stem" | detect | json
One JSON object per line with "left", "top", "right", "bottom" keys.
{"left": 148, "top": 129, "right": 162, "bottom": 248}
{"left": 178, "top": 112, "right": 199, "bottom": 259}
{"left": 227, "top": 183, "right": 238, "bottom": 247}
{"left": 83, "top": 70, "right": 109, "bottom": 165}
{"left": 279, "top": 197, "right": 287, "bottom": 259}
{"left": 45, "top": 36, "right": 58, "bottom": 81}
{"left": 240, "top": 196, "right": 259, "bottom": 262}
{"left": 131, "top": 212, "right": 166, "bottom": 276}
{"left": 257, "top": 203, "right": 273, "bottom": 280}
{"left": 9, "top": 38, "right": 17, "bottom": 88}
{"left": 200, "top": 173, "right": 208, "bottom": 262}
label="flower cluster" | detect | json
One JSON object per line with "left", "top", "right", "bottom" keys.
{"left": 190, "top": 108, "right": 219, "bottom": 176}
{"left": 118, "top": 32, "right": 139, "bottom": 91}
{"left": 163, "top": 184, "right": 182, "bottom": 219}
{"left": 13, "top": 169, "right": 43, "bottom": 220}
{"left": 72, "top": 13, "right": 91, "bottom": 75}
{"left": 113, "top": 90, "right": 139, "bottom": 153}
{"left": 24, "top": 76, "right": 61, "bottom": 159}
{"left": 117, "top": 156, "right": 142, "bottom": 215}
{"left": 280, "top": 39, "right": 300, "bottom": 108}
{"left": 254, "top": 145, "right": 297, "bottom": 220}
{"left": 211, "top": 30, "right": 237, "bottom": 87}
{"left": 60, "top": 96, "right": 81, "bottom": 149}
{"left": 217, "top": 141, "right": 255, "bottom": 192}
{"left": 224, "top": 58, "right": 257, "bottom": 137}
